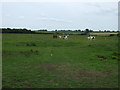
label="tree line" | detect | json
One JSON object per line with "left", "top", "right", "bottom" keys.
{"left": 1, "top": 28, "right": 119, "bottom": 34}
{"left": 1, "top": 28, "right": 35, "bottom": 33}
{"left": 54, "top": 29, "right": 118, "bottom": 32}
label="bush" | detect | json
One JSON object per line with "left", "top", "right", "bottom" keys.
{"left": 26, "top": 43, "right": 36, "bottom": 46}
{"left": 109, "top": 34, "right": 117, "bottom": 36}
{"left": 117, "top": 34, "right": 120, "bottom": 37}
{"left": 81, "top": 33, "right": 87, "bottom": 35}
{"left": 109, "top": 34, "right": 115, "bottom": 36}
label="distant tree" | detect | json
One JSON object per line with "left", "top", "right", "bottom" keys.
{"left": 81, "top": 30, "right": 84, "bottom": 32}
{"left": 23, "top": 28, "right": 27, "bottom": 30}
{"left": 38, "top": 29, "right": 47, "bottom": 31}
{"left": 2, "top": 28, "right": 34, "bottom": 33}
{"left": 117, "top": 31, "right": 119, "bottom": 32}
{"left": 7, "top": 28, "right": 11, "bottom": 30}
{"left": 78, "top": 30, "right": 81, "bottom": 32}
{"left": 99, "top": 30, "right": 102, "bottom": 32}
{"left": 89, "top": 30, "right": 93, "bottom": 32}
{"left": 85, "top": 28, "right": 89, "bottom": 32}
{"left": 80, "top": 29, "right": 90, "bottom": 35}
{"left": 112, "top": 31, "right": 115, "bottom": 32}
{"left": 84, "top": 29, "right": 90, "bottom": 35}
{"left": 106, "top": 30, "right": 110, "bottom": 32}
{"left": 104, "top": 30, "right": 107, "bottom": 32}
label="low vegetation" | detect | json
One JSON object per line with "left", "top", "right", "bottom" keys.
{"left": 1, "top": 28, "right": 119, "bottom": 36}
{"left": 2, "top": 33, "right": 119, "bottom": 88}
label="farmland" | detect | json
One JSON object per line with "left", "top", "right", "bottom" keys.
{"left": 90, "top": 32, "right": 118, "bottom": 36}
{"left": 2, "top": 33, "right": 119, "bottom": 88}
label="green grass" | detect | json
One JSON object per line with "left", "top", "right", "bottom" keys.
{"left": 2, "top": 33, "right": 119, "bottom": 88}
{"left": 90, "top": 32, "right": 118, "bottom": 36}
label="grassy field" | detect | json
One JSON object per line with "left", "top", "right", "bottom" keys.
{"left": 2, "top": 33, "right": 119, "bottom": 88}
{"left": 90, "top": 32, "right": 118, "bottom": 36}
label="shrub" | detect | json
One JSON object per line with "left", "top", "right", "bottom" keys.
{"left": 26, "top": 43, "right": 36, "bottom": 46}
{"left": 109, "top": 34, "right": 116, "bottom": 36}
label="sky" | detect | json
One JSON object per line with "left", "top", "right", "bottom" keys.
{"left": 1, "top": 0, "right": 118, "bottom": 31}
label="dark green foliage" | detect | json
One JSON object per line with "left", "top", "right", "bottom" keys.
{"left": 2, "top": 28, "right": 35, "bottom": 33}
{"left": 117, "top": 33, "right": 120, "bottom": 37}
{"left": 38, "top": 29, "right": 47, "bottom": 31}
{"left": 26, "top": 43, "right": 36, "bottom": 46}
{"left": 82, "top": 28, "right": 90, "bottom": 35}
{"left": 80, "top": 33, "right": 87, "bottom": 35}
{"left": 109, "top": 34, "right": 117, "bottom": 36}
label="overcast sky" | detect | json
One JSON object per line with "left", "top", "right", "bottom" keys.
{"left": 1, "top": 1, "right": 118, "bottom": 31}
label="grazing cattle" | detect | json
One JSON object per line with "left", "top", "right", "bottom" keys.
{"left": 66, "top": 35, "right": 69, "bottom": 37}
{"left": 63, "top": 35, "right": 69, "bottom": 39}
{"left": 88, "top": 36, "right": 95, "bottom": 40}
{"left": 58, "top": 36, "right": 62, "bottom": 38}
{"left": 53, "top": 34, "right": 57, "bottom": 38}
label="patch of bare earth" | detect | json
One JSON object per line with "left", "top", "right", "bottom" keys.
{"left": 74, "top": 70, "right": 107, "bottom": 81}
{"left": 2, "top": 51, "right": 12, "bottom": 56}
{"left": 39, "top": 64, "right": 58, "bottom": 72}
{"left": 33, "top": 63, "right": 116, "bottom": 82}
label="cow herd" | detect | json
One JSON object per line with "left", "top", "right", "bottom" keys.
{"left": 53, "top": 34, "right": 69, "bottom": 39}
{"left": 87, "top": 36, "right": 95, "bottom": 40}
{"left": 53, "top": 34, "right": 95, "bottom": 40}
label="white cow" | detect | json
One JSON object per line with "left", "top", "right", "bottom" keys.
{"left": 59, "top": 36, "right": 62, "bottom": 38}
{"left": 63, "top": 35, "right": 69, "bottom": 39}
{"left": 66, "top": 35, "right": 69, "bottom": 37}
{"left": 88, "top": 36, "right": 95, "bottom": 40}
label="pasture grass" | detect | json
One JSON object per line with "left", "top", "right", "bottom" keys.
{"left": 2, "top": 33, "right": 119, "bottom": 88}
{"left": 90, "top": 32, "right": 118, "bottom": 36}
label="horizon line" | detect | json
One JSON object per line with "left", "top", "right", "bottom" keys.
{"left": 0, "top": 27, "right": 118, "bottom": 31}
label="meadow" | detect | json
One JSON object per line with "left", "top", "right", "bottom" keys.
{"left": 2, "top": 33, "right": 119, "bottom": 88}
{"left": 90, "top": 32, "right": 118, "bottom": 36}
